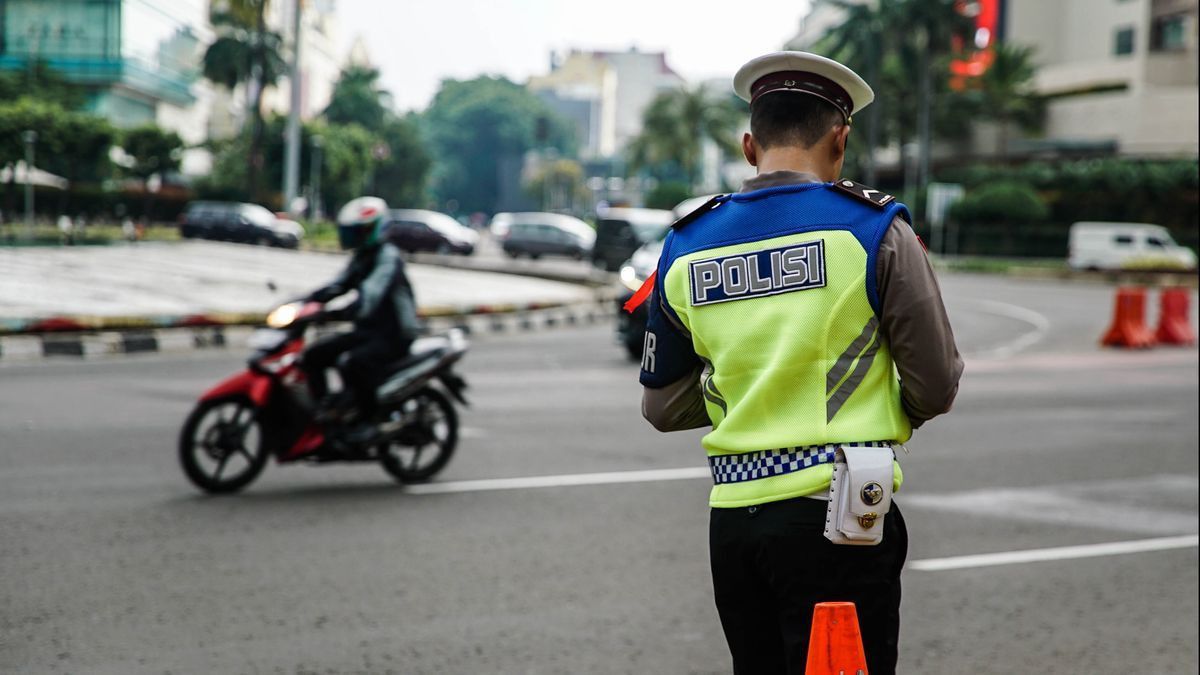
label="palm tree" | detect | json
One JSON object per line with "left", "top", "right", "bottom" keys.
{"left": 820, "top": 0, "right": 973, "bottom": 188}
{"left": 627, "top": 84, "right": 743, "bottom": 191}
{"left": 967, "top": 43, "right": 1044, "bottom": 158}
{"left": 203, "top": 0, "right": 285, "bottom": 202}
{"left": 821, "top": 0, "right": 885, "bottom": 183}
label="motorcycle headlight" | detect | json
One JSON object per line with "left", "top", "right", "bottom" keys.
{"left": 266, "top": 302, "right": 300, "bottom": 328}
{"left": 619, "top": 264, "right": 643, "bottom": 292}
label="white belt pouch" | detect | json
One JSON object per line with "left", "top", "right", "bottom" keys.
{"left": 823, "top": 446, "right": 894, "bottom": 546}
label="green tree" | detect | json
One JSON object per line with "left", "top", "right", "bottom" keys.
{"left": 373, "top": 115, "right": 430, "bottom": 208}
{"left": 322, "top": 66, "right": 431, "bottom": 208}
{"left": 423, "top": 76, "right": 575, "bottom": 214}
{"left": 820, "top": 0, "right": 974, "bottom": 185}
{"left": 203, "top": 116, "right": 376, "bottom": 213}
{"left": 627, "top": 84, "right": 744, "bottom": 191}
{"left": 324, "top": 65, "right": 391, "bottom": 131}
{"left": 121, "top": 125, "right": 184, "bottom": 180}
{"left": 202, "top": 0, "right": 285, "bottom": 202}
{"left": 121, "top": 124, "right": 184, "bottom": 222}
{"left": 964, "top": 43, "right": 1044, "bottom": 158}
{"left": 0, "top": 61, "right": 86, "bottom": 111}
{"left": 0, "top": 98, "right": 68, "bottom": 216}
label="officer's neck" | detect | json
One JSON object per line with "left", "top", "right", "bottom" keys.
{"left": 754, "top": 146, "right": 839, "bottom": 183}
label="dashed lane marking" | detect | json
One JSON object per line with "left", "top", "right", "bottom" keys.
{"left": 909, "top": 534, "right": 1199, "bottom": 571}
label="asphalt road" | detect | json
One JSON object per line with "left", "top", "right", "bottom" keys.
{"left": 1, "top": 273, "right": 1197, "bottom": 674}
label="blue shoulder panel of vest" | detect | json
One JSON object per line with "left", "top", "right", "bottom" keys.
{"left": 658, "top": 182, "right": 909, "bottom": 317}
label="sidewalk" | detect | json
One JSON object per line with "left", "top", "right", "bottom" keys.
{"left": 0, "top": 241, "right": 616, "bottom": 360}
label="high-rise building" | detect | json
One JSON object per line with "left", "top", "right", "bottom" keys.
{"left": 589, "top": 47, "right": 686, "bottom": 154}
{"left": 1007, "top": 0, "right": 1198, "bottom": 157}
{"left": 527, "top": 51, "right": 618, "bottom": 159}
{"left": 785, "top": 0, "right": 1198, "bottom": 159}
{"left": 0, "top": 0, "right": 216, "bottom": 173}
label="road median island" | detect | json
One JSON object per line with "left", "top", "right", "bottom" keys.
{"left": 0, "top": 242, "right": 619, "bottom": 361}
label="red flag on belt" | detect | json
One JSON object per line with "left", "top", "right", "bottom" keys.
{"left": 623, "top": 271, "right": 657, "bottom": 314}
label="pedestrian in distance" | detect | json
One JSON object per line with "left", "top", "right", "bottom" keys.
{"left": 637, "top": 51, "right": 963, "bottom": 674}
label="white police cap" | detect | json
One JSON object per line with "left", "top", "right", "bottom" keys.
{"left": 733, "top": 51, "right": 874, "bottom": 121}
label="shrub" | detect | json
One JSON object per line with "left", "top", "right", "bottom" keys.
{"left": 949, "top": 181, "right": 1048, "bottom": 225}
{"left": 645, "top": 181, "right": 692, "bottom": 211}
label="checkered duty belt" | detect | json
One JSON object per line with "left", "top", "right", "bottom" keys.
{"left": 708, "top": 441, "right": 892, "bottom": 485}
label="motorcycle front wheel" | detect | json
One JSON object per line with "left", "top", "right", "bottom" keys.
{"left": 179, "top": 395, "right": 269, "bottom": 494}
{"left": 378, "top": 387, "right": 458, "bottom": 484}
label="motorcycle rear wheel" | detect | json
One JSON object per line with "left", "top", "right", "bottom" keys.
{"left": 179, "top": 395, "right": 269, "bottom": 494}
{"left": 378, "top": 388, "right": 458, "bottom": 484}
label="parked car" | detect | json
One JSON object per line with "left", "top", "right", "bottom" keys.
{"left": 614, "top": 197, "right": 717, "bottom": 360}
{"left": 1067, "top": 222, "right": 1197, "bottom": 271}
{"left": 592, "top": 207, "right": 675, "bottom": 271}
{"left": 496, "top": 212, "right": 595, "bottom": 260}
{"left": 387, "top": 209, "right": 478, "bottom": 255}
{"left": 179, "top": 201, "right": 304, "bottom": 248}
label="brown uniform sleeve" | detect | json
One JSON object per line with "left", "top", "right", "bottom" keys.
{"left": 876, "top": 217, "right": 963, "bottom": 428}
{"left": 642, "top": 366, "right": 710, "bottom": 431}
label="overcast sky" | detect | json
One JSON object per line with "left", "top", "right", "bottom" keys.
{"left": 337, "top": 0, "right": 813, "bottom": 112}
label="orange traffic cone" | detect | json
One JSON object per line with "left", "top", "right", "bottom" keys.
{"left": 1100, "top": 287, "right": 1156, "bottom": 348}
{"left": 1155, "top": 287, "right": 1196, "bottom": 346}
{"left": 805, "top": 601, "right": 869, "bottom": 675}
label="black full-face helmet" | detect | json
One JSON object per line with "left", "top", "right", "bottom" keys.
{"left": 336, "top": 196, "right": 389, "bottom": 250}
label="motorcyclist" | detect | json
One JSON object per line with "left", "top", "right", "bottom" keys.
{"left": 302, "top": 196, "right": 422, "bottom": 444}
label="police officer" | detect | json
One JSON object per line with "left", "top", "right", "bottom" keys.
{"left": 638, "top": 51, "right": 962, "bottom": 674}
{"left": 303, "top": 196, "right": 422, "bottom": 444}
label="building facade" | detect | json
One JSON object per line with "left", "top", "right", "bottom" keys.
{"left": 527, "top": 51, "right": 618, "bottom": 159}
{"left": 0, "top": 0, "right": 215, "bottom": 173}
{"left": 1007, "top": 0, "right": 1198, "bottom": 157}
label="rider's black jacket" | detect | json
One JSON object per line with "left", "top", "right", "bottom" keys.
{"left": 309, "top": 241, "right": 421, "bottom": 343}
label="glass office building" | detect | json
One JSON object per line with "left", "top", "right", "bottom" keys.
{"left": 0, "top": 0, "right": 207, "bottom": 126}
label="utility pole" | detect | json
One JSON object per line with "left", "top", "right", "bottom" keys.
{"left": 282, "top": 0, "right": 303, "bottom": 211}
{"left": 23, "top": 130, "right": 37, "bottom": 237}
{"left": 309, "top": 135, "right": 323, "bottom": 221}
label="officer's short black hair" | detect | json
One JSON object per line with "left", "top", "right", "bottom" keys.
{"left": 750, "top": 92, "right": 846, "bottom": 150}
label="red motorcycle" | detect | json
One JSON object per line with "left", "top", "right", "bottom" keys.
{"left": 179, "top": 300, "right": 469, "bottom": 494}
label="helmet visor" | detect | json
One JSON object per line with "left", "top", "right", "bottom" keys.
{"left": 338, "top": 223, "right": 371, "bottom": 250}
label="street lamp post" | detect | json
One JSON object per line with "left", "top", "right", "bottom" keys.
{"left": 22, "top": 130, "right": 37, "bottom": 237}
{"left": 309, "top": 135, "right": 324, "bottom": 221}
{"left": 282, "top": 0, "right": 303, "bottom": 210}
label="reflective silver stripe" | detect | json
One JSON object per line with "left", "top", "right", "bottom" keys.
{"left": 702, "top": 371, "right": 727, "bottom": 415}
{"left": 826, "top": 328, "right": 881, "bottom": 422}
{"left": 826, "top": 317, "right": 879, "bottom": 395}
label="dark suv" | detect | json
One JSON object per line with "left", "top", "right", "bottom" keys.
{"left": 180, "top": 201, "right": 304, "bottom": 248}
{"left": 496, "top": 213, "right": 595, "bottom": 260}
{"left": 591, "top": 207, "right": 674, "bottom": 271}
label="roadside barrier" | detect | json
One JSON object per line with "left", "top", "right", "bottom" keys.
{"left": 1155, "top": 287, "right": 1196, "bottom": 346}
{"left": 805, "top": 601, "right": 869, "bottom": 675}
{"left": 1100, "top": 287, "right": 1156, "bottom": 348}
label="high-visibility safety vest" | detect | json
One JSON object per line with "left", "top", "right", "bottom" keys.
{"left": 651, "top": 181, "right": 913, "bottom": 508}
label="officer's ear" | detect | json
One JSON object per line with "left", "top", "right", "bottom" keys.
{"left": 831, "top": 124, "right": 851, "bottom": 162}
{"left": 742, "top": 132, "right": 758, "bottom": 167}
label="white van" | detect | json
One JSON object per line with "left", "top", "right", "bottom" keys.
{"left": 1067, "top": 222, "right": 1197, "bottom": 271}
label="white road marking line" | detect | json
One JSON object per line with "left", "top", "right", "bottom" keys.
{"left": 963, "top": 297, "right": 1051, "bottom": 360}
{"left": 910, "top": 534, "right": 1199, "bottom": 571}
{"left": 402, "top": 466, "right": 712, "bottom": 494}
{"left": 901, "top": 475, "right": 1199, "bottom": 536}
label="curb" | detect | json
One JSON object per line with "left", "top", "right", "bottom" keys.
{"left": 0, "top": 300, "right": 616, "bottom": 363}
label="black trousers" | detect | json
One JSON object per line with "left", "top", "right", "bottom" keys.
{"left": 709, "top": 497, "right": 908, "bottom": 675}
{"left": 302, "top": 331, "right": 409, "bottom": 415}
